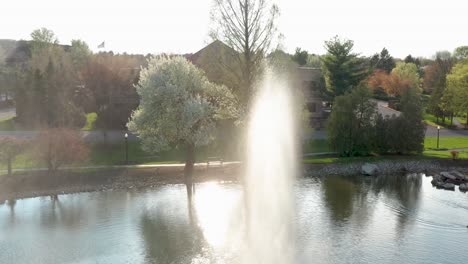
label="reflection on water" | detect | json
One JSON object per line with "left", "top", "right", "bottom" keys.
{"left": 1, "top": 175, "right": 468, "bottom": 264}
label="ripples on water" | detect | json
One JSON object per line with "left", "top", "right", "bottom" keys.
{"left": 0, "top": 174, "right": 467, "bottom": 264}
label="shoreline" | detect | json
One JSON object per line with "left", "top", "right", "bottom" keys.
{"left": 1, "top": 159, "right": 467, "bottom": 201}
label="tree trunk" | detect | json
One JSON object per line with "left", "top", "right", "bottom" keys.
{"left": 184, "top": 143, "right": 196, "bottom": 185}
{"left": 7, "top": 157, "right": 12, "bottom": 177}
{"left": 466, "top": 111, "right": 468, "bottom": 128}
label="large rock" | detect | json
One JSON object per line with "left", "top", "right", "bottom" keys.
{"left": 442, "top": 183, "right": 455, "bottom": 190}
{"left": 450, "top": 171, "right": 466, "bottom": 180}
{"left": 361, "top": 163, "right": 379, "bottom": 176}
{"left": 440, "top": 172, "right": 456, "bottom": 180}
{"left": 460, "top": 183, "right": 468, "bottom": 192}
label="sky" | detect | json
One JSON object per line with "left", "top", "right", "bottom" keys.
{"left": 1, "top": 0, "right": 467, "bottom": 59}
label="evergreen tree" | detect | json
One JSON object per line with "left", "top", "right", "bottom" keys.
{"left": 396, "top": 86, "right": 426, "bottom": 153}
{"left": 327, "top": 85, "right": 377, "bottom": 156}
{"left": 370, "top": 48, "right": 396, "bottom": 73}
{"left": 321, "top": 36, "right": 368, "bottom": 97}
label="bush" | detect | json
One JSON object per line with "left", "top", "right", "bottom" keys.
{"left": 329, "top": 85, "right": 425, "bottom": 156}
{"left": 328, "top": 86, "right": 377, "bottom": 156}
{"left": 374, "top": 87, "right": 426, "bottom": 154}
{"left": 34, "top": 128, "right": 89, "bottom": 174}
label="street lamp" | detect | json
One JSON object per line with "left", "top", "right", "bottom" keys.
{"left": 437, "top": 126, "right": 440, "bottom": 149}
{"left": 125, "top": 133, "right": 129, "bottom": 165}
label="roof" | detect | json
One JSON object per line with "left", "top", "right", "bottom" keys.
{"left": 188, "top": 40, "right": 237, "bottom": 65}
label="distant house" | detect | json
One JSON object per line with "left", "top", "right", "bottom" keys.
{"left": 296, "top": 66, "right": 327, "bottom": 128}
{"left": 188, "top": 41, "right": 327, "bottom": 127}
{"left": 188, "top": 40, "right": 240, "bottom": 92}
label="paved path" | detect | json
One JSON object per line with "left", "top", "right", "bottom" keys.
{"left": 425, "top": 126, "right": 468, "bottom": 137}
{"left": 0, "top": 107, "right": 15, "bottom": 120}
{"left": 375, "top": 100, "right": 401, "bottom": 117}
{"left": 0, "top": 161, "right": 241, "bottom": 174}
{"left": 0, "top": 130, "right": 140, "bottom": 143}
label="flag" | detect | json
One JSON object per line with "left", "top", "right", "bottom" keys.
{"left": 98, "top": 41, "right": 105, "bottom": 49}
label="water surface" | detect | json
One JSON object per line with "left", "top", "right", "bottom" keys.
{"left": 1, "top": 174, "right": 467, "bottom": 264}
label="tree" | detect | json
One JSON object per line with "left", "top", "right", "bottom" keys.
{"left": 453, "top": 46, "right": 468, "bottom": 60}
{"left": 70, "top": 39, "right": 92, "bottom": 69}
{"left": 321, "top": 36, "right": 368, "bottom": 97}
{"left": 34, "top": 128, "right": 88, "bottom": 175}
{"left": 15, "top": 28, "right": 86, "bottom": 128}
{"left": 211, "top": 0, "right": 279, "bottom": 110}
{"left": 327, "top": 85, "right": 377, "bottom": 156}
{"left": 367, "top": 71, "right": 411, "bottom": 98}
{"left": 81, "top": 53, "right": 144, "bottom": 128}
{"left": 292, "top": 48, "right": 308, "bottom": 66}
{"left": 391, "top": 62, "right": 420, "bottom": 90}
{"left": 444, "top": 61, "right": 468, "bottom": 125}
{"left": 395, "top": 86, "right": 426, "bottom": 153}
{"left": 424, "top": 52, "right": 454, "bottom": 122}
{"left": 30, "top": 28, "right": 58, "bottom": 44}
{"left": 306, "top": 54, "right": 321, "bottom": 68}
{"left": 370, "top": 48, "right": 396, "bottom": 73}
{"left": 0, "top": 137, "right": 26, "bottom": 177}
{"left": 127, "top": 56, "right": 236, "bottom": 183}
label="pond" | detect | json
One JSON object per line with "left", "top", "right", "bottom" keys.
{"left": 0, "top": 174, "right": 467, "bottom": 264}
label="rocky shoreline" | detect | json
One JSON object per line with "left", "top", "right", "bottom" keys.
{"left": 1, "top": 159, "right": 467, "bottom": 201}
{"left": 304, "top": 159, "right": 468, "bottom": 178}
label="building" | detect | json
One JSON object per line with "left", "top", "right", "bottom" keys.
{"left": 189, "top": 41, "right": 327, "bottom": 127}
{"left": 296, "top": 66, "right": 327, "bottom": 128}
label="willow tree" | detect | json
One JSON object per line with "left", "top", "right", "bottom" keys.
{"left": 127, "top": 56, "right": 236, "bottom": 183}
{"left": 211, "top": 0, "right": 279, "bottom": 110}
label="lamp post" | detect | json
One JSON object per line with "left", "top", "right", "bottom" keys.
{"left": 437, "top": 126, "right": 440, "bottom": 149}
{"left": 125, "top": 133, "right": 128, "bottom": 165}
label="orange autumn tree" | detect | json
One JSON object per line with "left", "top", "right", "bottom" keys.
{"left": 367, "top": 63, "right": 419, "bottom": 96}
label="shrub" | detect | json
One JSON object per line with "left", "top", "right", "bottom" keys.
{"left": 34, "top": 128, "right": 88, "bottom": 174}
{"left": 450, "top": 150, "right": 459, "bottom": 160}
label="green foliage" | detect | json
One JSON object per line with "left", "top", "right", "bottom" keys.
{"left": 444, "top": 61, "right": 468, "bottom": 121}
{"left": 321, "top": 36, "right": 368, "bottom": 97}
{"left": 82, "top": 112, "right": 97, "bottom": 131}
{"left": 11, "top": 28, "right": 87, "bottom": 128}
{"left": 306, "top": 54, "right": 321, "bottom": 68}
{"left": 370, "top": 48, "right": 396, "bottom": 73}
{"left": 453, "top": 46, "right": 468, "bottom": 60}
{"left": 30, "top": 28, "right": 58, "bottom": 46}
{"left": 374, "top": 87, "right": 425, "bottom": 154}
{"left": 327, "top": 86, "right": 376, "bottom": 156}
{"left": 292, "top": 47, "right": 308, "bottom": 66}
{"left": 0, "top": 117, "right": 16, "bottom": 131}
{"left": 128, "top": 56, "right": 236, "bottom": 154}
{"left": 424, "top": 52, "right": 454, "bottom": 119}
{"left": 70, "top": 39, "right": 91, "bottom": 68}
{"left": 391, "top": 62, "right": 420, "bottom": 90}
{"left": 396, "top": 87, "right": 426, "bottom": 153}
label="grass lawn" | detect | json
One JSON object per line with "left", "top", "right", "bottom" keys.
{"left": 0, "top": 116, "right": 17, "bottom": 131}
{"left": 424, "top": 113, "right": 450, "bottom": 128}
{"left": 424, "top": 136, "right": 468, "bottom": 150}
{"left": 303, "top": 137, "right": 468, "bottom": 164}
{"left": 303, "top": 139, "right": 331, "bottom": 153}
{"left": 0, "top": 112, "right": 99, "bottom": 132}
{"left": 0, "top": 140, "right": 236, "bottom": 171}
{"left": 454, "top": 116, "right": 467, "bottom": 127}
{"left": 2, "top": 137, "right": 467, "bottom": 171}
